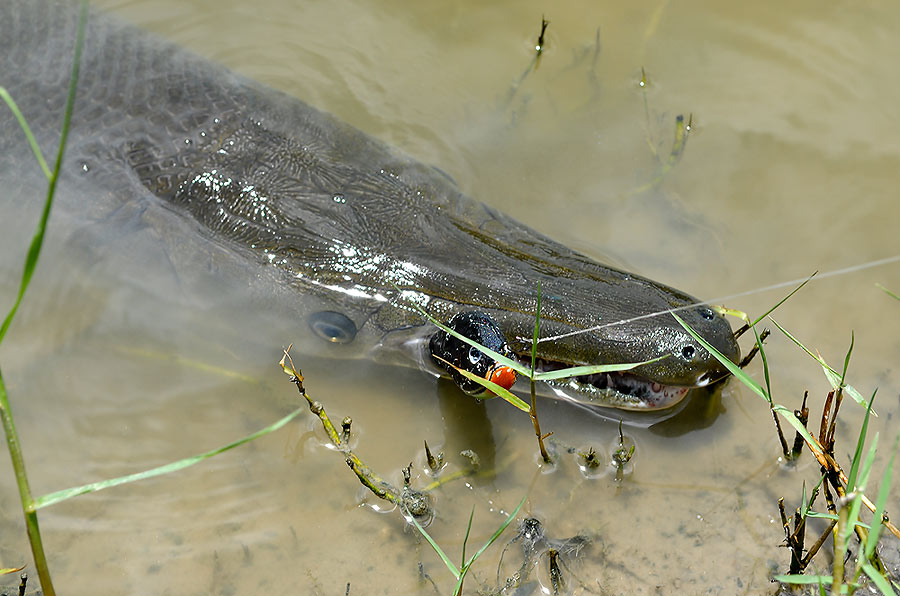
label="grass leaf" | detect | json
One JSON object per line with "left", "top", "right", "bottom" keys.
{"left": 0, "top": 88, "right": 51, "bottom": 179}
{"left": 773, "top": 574, "right": 831, "bottom": 586}
{"left": 33, "top": 407, "right": 303, "bottom": 509}
{"left": 673, "top": 314, "right": 825, "bottom": 457}
{"left": 453, "top": 496, "right": 527, "bottom": 594}
{"left": 460, "top": 507, "right": 474, "bottom": 574}
{"left": 407, "top": 512, "right": 461, "bottom": 579}
{"left": 438, "top": 357, "right": 531, "bottom": 412}
{"left": 444, "top": 364, "right": 531, "bottom": 412}
{"left": 840, "top": 331, "right": 854, "bottom": 384}
{"left": 0, "top": 0, "right": 86, "bottom": 348}
{"left": 865, "top": 431, "right": 900, "bottom": 561}
{"left": 847, "top": 391, "right": 877, "bottom": 492}
{"left": 771, "top": 405, "right": 823, "bottom": 458}
{"left": 771, "top": 318, "right": 872, "bottom": 411}
{"left": 406, "top": 287, "right": 664, "bottom": 395}
{"left": 407, "top": 302, "right": 531, "bottom": 376}
{"left": 822, "top": 368, "right": 871, "bottom": 411}
{"left": 749, "top": 274, "right": 815, "bottom": 328}
{"left": 0, "top": 565, "right": 25, "bottom": 575}
{"left": 804, "top": 510, "right": 875, "bottom": 530}
{"left": 843, "top": 433, "right": 879, "bottom": 553}
{"left": 769, "top": 318, "right": 834, "bottom": 372}
{"left": 875, "top": 283, "right": 900, "bottom": 301}
{"left": 532, "top": 356, "right": 666, "bottom": 381}
{"left": 671, "top": 313, "right": 768, "bottom": 401}
{"left": 753, "top": 325, "right": 774, "bottom": 406}
{"left": 531, "top": 283, "right": 541, "bottom": 376}
{"left": 861, "top": 561, "right": 898, "bottom": 595}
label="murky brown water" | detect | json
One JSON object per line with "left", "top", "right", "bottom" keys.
{"left": 2, "top": 1, "right": 900, "bottom": 594}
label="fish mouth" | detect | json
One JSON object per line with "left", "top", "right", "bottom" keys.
{"left": 519, "top": 356, "right": 694, "bottom": 411}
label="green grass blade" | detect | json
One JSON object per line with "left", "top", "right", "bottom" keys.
{"left": 460, "top": 507, "right": 474, "bottom": 576}
{"left": 840, "top": 331, "right": 854, "bottom": 383}
{"left": 673, "top": 314, "right": 823, "bottom": 456}
{"left": 822, "top": 368, "right": 870, "bottom": 411}
{"left": 450, "top": 367, "right": 530, "bottom": 412}
{"left": 802, "top": 511, "right": 836, "bottom": 522}
{"left": 847, "top": 391, "right": 877, "bottom": 492}
{"left": 861, "top": 561, "right": 898, "bottom": 595}
{"left": 408, "top": 302, "right": 531, "bottom": 376}
{"left": 463, "top": 496, "right": 527, "bottom": 569}
{"left": 1, "top": 566, "right": 26, "bottom": 575}
{"left": 406, "top": 287, "right": 660, "bottom": 386}
{"left": 531, "top": 283, "right": 541, "bottom": 376}
{"left": 672, "top": 313, "right": 768, "bottom": 401}
{"left": 843, "top": 434, "right": 879, "bottom": 553}
{"left": 753, "top": 325, "right": 774, "bottom": 406}
{"left": 804, "top": 511, "right": 875, "bottom": 530}
{"left": 454, "top": 496, "right": 526, "bottom": 594}
{"left": 876, "top": 283, "right": 900, "bottom": 301}
{"left": 749, "top": 274, "right": 814, "bottom": 328}
{"left": 865, "top": 431, "right": 900, "bottom": 561}
{"left": 532, "top": 356, "right": 666, "bottom": 381}
{"left": 806, "top": 474, "right": 826, "bottom": 513}
{"left": 0, "top": 88, "right": 51, "bottom": 179}
{"left": 33, "top": 407, "right": 303, "bottom": 509}
{"left": 769, "top": 318, "right": 834, "bottom": 373}
{"left": 771, "top": 405, "right": 823, "bottom": 457}
{"left": 407, "top": 512, "right": 460, "bottom": 579}
{"left": 0, "top": 0, "right": 86, "bottom": 347}
{"left": 770, "top": 319, "right": 871, "bottom": 411}
{"left": 0, "top": 6, "right": 88, "bottom": 594}
{"left": 773, "top": 574, "right": 830, "bottom": 586}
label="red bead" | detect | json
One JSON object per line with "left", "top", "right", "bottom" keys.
{"left": 488, "top": 366, "right": 517, "bottom": 390}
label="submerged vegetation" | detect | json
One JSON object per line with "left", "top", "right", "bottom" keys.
{"left": 0, "top": 4, "right": 301, "bottom": 592}
{"left": 677, "top": 302, "right": 900, "bottom": 593}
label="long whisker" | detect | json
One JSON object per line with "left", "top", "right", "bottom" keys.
{"left": 538, "top": 253, "right": 900, "bottom": 344}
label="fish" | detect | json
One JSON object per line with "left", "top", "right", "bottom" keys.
{"left": 0, "top": 0, "right": 740, "bottom": 412}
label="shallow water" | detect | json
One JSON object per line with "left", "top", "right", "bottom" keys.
{"left": 2, "top": 1, "right": 899, "bottom": 594}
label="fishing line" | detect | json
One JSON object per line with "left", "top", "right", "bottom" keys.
{"left": 538, "top": 252, "right": 900, "bottom": 344}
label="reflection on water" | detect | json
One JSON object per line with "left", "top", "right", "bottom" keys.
{"left": 2, "top": 0, "right": 900, "bottom": 594}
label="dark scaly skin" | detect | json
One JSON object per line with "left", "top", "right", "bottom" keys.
{"left": 0, "top": 1, "right": 740, "bottom": 410}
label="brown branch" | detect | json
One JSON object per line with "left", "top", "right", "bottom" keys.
{"left": 529, "top": 379, "right": 552, "bottom": 464}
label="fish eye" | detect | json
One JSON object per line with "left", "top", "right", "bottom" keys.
{"left": 309, "top": 311, "right": 357, "bottom": 343}
{"left": 681, "top": 345, "right": 696, "bottom": 360}
{"left": 699, "top": 307, "right": 715, "bottom": 321}
{"left": 468, "top": 346, "right": 483, "bottom": 365}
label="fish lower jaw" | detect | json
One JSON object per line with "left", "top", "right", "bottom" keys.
{"left": 542, "top": 372, "right": 691, "bottom": 411}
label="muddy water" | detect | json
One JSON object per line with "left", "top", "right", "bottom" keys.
{"left": 1, "top": 0, "right": 899, "bottom": 594}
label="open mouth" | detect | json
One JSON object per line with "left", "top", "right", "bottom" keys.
{"left": 519, "top": 356, "right": 691, "bottom": 411}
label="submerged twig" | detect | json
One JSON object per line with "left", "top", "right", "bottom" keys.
{"left": 340, "top": 417, "right": 353, "bottom": 445}
{"left": 280, "top": 346, "right": 434, "bottom": 521}
{"left": 737, "top": 328, "right": 770, "bottom": 368}
{"left": 534, "top": 16, "right": 550, "bottom": 69}
{"left": 626, "top": 109, "right": 694, "bottom": 197}
{"left": 778, "top": 497, "right": 805, "bottom": 574}
{"left": 791, "top": 392, "right": 809, "bottom": 460}
{"left": 548, "top": 548, "right": 564, "bottom": 595}
{"left": 424, "top": 440, "right": 444, "bottom": 473}
{"left": 612, "top": 422, "right": 635, "bottom": 483}
{"left": 535, "top": 16, "right": 549, "bottom": 54}
{"left": 504, "top": 15, "right": 550, "bottom": 107}
{"left": 529, "top": 284, "right": 553, "bottom": 464}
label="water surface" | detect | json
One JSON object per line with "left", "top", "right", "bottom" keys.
{"left": 2, "top": 1, "right": 899, "bottom": 594}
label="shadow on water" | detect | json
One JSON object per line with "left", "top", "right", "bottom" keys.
{"left": 434, "top": 378, "right": 498, "bottom": 478}
{"left": 648, "top": 385, "right": 727, "bottom": 437}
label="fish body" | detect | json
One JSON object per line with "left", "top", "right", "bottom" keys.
{"left": 0, "top": 0, "right": 739, "bottom": 410}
